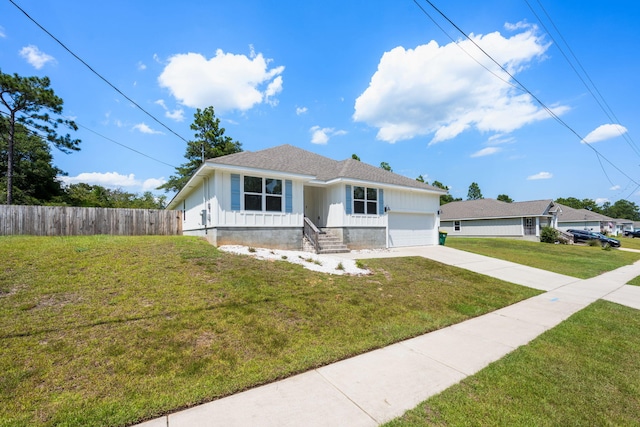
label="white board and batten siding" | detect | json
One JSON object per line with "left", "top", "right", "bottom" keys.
{"left": 181, "top": 170, "right": 304, "bottom": 232}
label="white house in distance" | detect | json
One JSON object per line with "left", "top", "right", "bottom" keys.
{"left": 439, "top": 198, "right": 559, "bottom": 239}
{"left": 166, "top": 145, "right": 446, "bottom": 252}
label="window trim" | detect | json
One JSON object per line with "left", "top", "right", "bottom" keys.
{"left": 242, "top": 175, "right": 283, "bottom": 212}
{"left": 352, "top": 186, "right": 378, "bottom": 216}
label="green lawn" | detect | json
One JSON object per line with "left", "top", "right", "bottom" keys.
{"left": 446, "top": 237, "right": 640, "bottom": 278}
{"left": 384, "top": 300, "right": 640, "bottom": 426}
{"left": 0, "top": 235, "right": 539, "bottom": 427}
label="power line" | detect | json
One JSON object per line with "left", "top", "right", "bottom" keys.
{"left": 8, "top": 0, "right": 189, "bottom": 145}
{"left": 414, "top": 0, "right": 640, "bottom": 189}
{"left": 411, "top": 0, "right": 522, "bottom": 92}
{"left": 1, "top": 110, "right": 177, "bottom": 168}
{"left": 525, "top": 0, "right": 640, "bottom": 157}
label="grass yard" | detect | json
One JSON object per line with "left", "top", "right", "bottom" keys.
{"left": 0, "top": 235, "right": 540, "bottom": 427}
{"left": 384, "top": 300, "right": 640, "bottom": 426}
{"left": 446, "top": 237, "right": 640, "bottom": 279}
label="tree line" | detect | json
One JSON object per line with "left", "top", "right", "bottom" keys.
{"left": 4, "top": 69, "right": 639, "bottom": 221}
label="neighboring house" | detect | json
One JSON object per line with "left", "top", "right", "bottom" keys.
{"left": 615, "top": 218, "right": 634, "bottom": 236}
{"left": 166, "top": 145, "right": 446, "bottom": 251}
{"left": 439, "top": 199, "right": 558, "bottom": 239}
{"left": 554, "top": 203, "right": 618, "bottom": 235}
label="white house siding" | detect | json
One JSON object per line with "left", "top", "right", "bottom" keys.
{"left": 557, "top": 221, "right": 601, "bottom": 233}
{"left": 182, "top": 174, "right": 216, "bottom": 232}
{"left": 215, "top": 171, "right": 304, "bottom": 228}
{"left": 441, "top": 218, "right": 522, "bottom": 236}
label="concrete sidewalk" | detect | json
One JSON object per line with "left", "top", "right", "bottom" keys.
{"left": 136, "top": 246, "right": 640, "bottom": 427}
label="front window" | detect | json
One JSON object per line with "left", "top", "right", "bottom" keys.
{"left": 353, "top": 186, "right": 377, "bottom": 215}
{"left": 454, "top": 220, "right": 461, "bottom": 231}
{"left": 244, "top": 176, "right": 282, "bottom": 212}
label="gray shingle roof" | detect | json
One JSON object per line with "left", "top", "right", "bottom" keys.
{"left": 207, "top": 144, "right": 445, "bottom": 192}
{"left": 440, "top": 198, "right": 555, "bottom": 220}
{"left": 554, "top": 203, "right": 617, "bottom": 222}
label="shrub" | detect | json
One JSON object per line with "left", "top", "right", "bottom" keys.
{"left": 588, "top": 239, "right": 601, "bottom": 247}
{"left": 540, "top": 226, "right": 559, "bottom": 244}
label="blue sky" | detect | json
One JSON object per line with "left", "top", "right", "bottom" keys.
{"left": 1, "top": 0, "right": 639, "bottom": 204}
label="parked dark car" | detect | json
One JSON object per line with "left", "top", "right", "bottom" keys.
{"left": 567, "top": 229, "right": 621, "bottom": 247}
{"left": 624, "top": 229, "right": 640, "bottom": 238}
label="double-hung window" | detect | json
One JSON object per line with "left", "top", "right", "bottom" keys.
{"left": 353, "top": 186, "right": 377, "bottom": 215}
{"left": 244, "top": 176, "right": 283, "bottom": 212}
{"left": 454, "top": 220, "right": 461, "bottom": 232}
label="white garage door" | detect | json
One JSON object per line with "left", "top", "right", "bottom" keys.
{"left": 388, "top": 213, "right": 435, "bottom": 247}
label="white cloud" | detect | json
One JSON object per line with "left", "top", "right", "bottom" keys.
{"left": 165, "top": 109, "right": 185, "bottom": 122}
{"left": 132, "top": 123, "right": 163, "bottom": 134}
{"left": 596, "top": 198, "right": 609, "bottom": 205}
{"left": 610, "top": 185, "right": 621, "bottom": 191}
{"left": 142, "top": 178, "right": 166, "bottom": 191}
{"left": 155, "top": 99, "right": 185, "bottom": 122}
{"left": 296, "top": 106, "right": 308, "bottom": 115}
{"left": 137, "top": 61, "right": 147, "bottom": 71}
{"left": 0, "top": 26, "right": 6, "bottom": 38}
{"left": 19, "top": 45, "right": 55, "bottom": 69}
{"left": 60, "top": 172, "right": 166, "bottom": 192}
{"left": 527, "top": 171, "right": 552, "bottom": 180}
{"left": 353, "top": 25, "right": 567, "bottom": 144}
{"left": 310, "top": 126, "right": 347, "bottom": 145}
{"left": 582, "top": 123, "right": 628, "bottom": 144}
{"left": 158, "top": 48, "right": 284, "bottom": 112}
{"left": 471, "top": 147, "right": 501, "bottom": 157}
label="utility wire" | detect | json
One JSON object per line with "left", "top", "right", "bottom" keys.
{"left": 411, "top": 0, "right": 522, "bottom": 92}
{"left": 1, "top": 110, "right": 177, "bottom": 168}
{"left": 414, "top": 0, "right": 640, "bottom": 188}
{"left": 525, "top": 0, "right": 640, "bottom": 157}
{"left": 8, "top": 0, "right": 189, "bottom": 144}
{"left": 76, "top": 123, "right": 178, "bottom": 168}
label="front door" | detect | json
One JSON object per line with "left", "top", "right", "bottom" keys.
{"left": 303, "top": 187, "right": 325, "bottom": 227}
{"left": 524, "top": 217, "right": 536, "bottom": 235}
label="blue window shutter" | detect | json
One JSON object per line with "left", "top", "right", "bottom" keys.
{"left": 231, "top": 174, "right": 241, "bottom": 210}
{"left": 378, "top": 188, "right": 384, "bottom": 215}
{"left": 345, "top": 185, "right": 352, "bottom": 215}
{"left": 285, "top": 180, "right": 293, "bottom": 213}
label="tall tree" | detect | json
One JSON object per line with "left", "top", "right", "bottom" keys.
{"left": 380, "top": 161, "right": 392, "bottom": 172}
{"left": 0, "top": 71, "right": 80, "bottom": 204}
{"left": 159, "top": 106, "right": 242, "bottom": 193}
{"left": 601, "top": 199, "right": 640, "bottom": 221}
{"left": 351, "top": 153, "right": 361, "bottom": 161}
{"left": 431, "top": 180, "right": 462, "bottom": 205}
{"left": 497, "top": 194, "right": 513, "bottom": 203}
{"left": 555, "top": 197, "right": 601, "bottom": 213}
{"left": 467, "top": 182, "right": 483, "bottom": 200}
{"left": 416, "top": 175, "right": 425, "bottom": 183}
{"left": 0, "top": 118, "right": 64, "bottom": 204}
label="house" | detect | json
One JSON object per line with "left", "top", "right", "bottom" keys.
{"left": 166, "top": 145, "right": 446, "bottom": 251}
{"left": 439, "top": 199, "right": 558, "bottom": 239}
{"left": 615, "top": 218, "right": 634, "bottom": 236}
{"left": 554, "top": 203, "right": 618, "bottom": 235}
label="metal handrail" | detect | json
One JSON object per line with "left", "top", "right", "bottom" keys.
{"left": 303, "top": 217, "right": 321, "bottom": 253}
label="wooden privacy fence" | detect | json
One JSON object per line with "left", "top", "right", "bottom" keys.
{"left": 0, "top": 205, "right": 182, "bottom": 236}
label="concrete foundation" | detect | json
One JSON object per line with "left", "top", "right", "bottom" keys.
{"left": 326, "top": 227, "right": 386, "bottom": 250}
{"left": 183, "top": 227, "right": 303, "bottom": 250}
